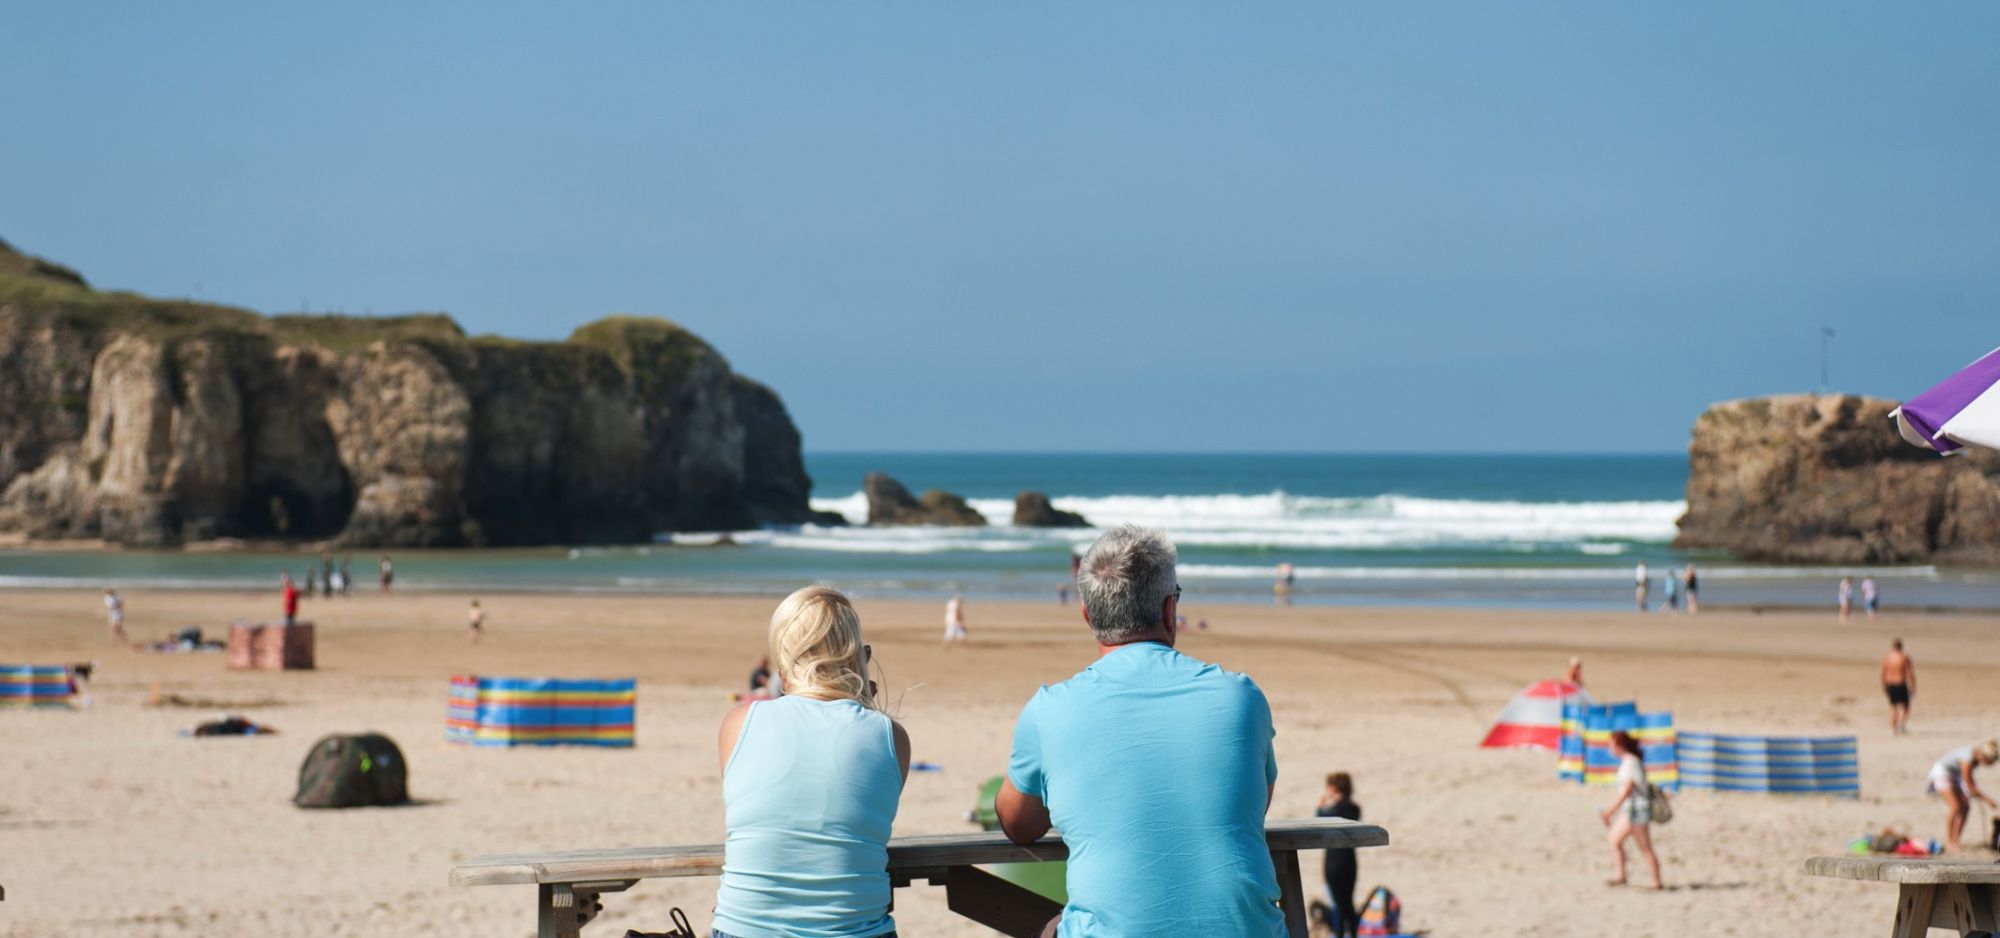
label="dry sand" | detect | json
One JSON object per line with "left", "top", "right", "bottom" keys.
{"left": 3, "top": 588, "right": 1997, "bottom": 937}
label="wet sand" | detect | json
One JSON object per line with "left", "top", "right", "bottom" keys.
{"left": 3, "top": 588, "right": 1997, "bottom": 937}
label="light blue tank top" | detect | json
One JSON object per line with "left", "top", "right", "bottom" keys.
{"left": 714, "top": 695, "right": 901, "bottom": 938}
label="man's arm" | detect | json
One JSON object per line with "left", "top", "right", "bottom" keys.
{"left": 1905, "top": 658, "right": 1916, "bottom": 695}
{"left": 996, "top": 776, "right": 1052, "bottom": 844}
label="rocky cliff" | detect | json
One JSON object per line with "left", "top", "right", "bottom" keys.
{"left": 1674, "top": 394, "right": 2000, "bottom": 565}
{"left": 0, "top": 238, "right": 820, "bottom": 547}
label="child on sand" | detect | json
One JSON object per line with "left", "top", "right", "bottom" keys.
{"left": 467, "top": 599, "right": 484, "bottom": 643}
{"left": 943, "top": 594, "right": 968, "bottom": 647}
{"left": 103, "top": 588, "right": 126, "bottom": 643}
{"left": 1315, "top": 772, "right": 1362, "bottom": 938}
{"left": 1839, "top": 576, "right": 1854, "bottom": 623}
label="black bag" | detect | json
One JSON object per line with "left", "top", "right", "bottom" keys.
{"left": 624, "top": 908, "right": 695, "bottom": 938}
{"left": 294, "top": 733, "right": 409, "bottom": 808}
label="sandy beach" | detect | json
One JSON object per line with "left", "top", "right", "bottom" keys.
{"left": 3, "top": 588, "right": 1997, "bottom": 937}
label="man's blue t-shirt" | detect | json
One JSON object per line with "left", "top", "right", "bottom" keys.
{"left": 1008, "top": 641, "right": 1283, "bottom": 937}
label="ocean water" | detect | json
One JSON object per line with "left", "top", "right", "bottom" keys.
{"left": 3, "top": 452, "right": 1996, "bottom": 610}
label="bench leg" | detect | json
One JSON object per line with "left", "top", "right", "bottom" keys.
{"left": 539, "top": 884, "right": 583, "bottom": 938}
{"left": 1896, "top": 884, "right": 1938, "bottom": 938}
{"left": 943, "top": 865, "right": 1065, "bottom": 938}
{"left": 537, "top": 880, "right": 635, "bottom": 938}
{"left": 1929, "top": 883, "right": 2000, "bottom": 937}
{"left": 1272, "top": 849, "right": 1308, "bottom": 938}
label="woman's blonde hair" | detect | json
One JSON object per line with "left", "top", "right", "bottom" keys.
{"left": 770, "top": 586, "right": 874, "bottom": 708}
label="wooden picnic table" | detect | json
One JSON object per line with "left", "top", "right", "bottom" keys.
{"left": 454, "top": 816, "right": 1387, "bottom": 938}
{"left": 1805, "top": 855, "right": 2000, "bottom": 937}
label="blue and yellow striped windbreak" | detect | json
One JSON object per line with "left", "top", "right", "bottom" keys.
{"left": 446, "top": 675, "right": 636, "bottom": 747}
{"left": 1676, "top": 732, "right": 1858, "bottom": 797}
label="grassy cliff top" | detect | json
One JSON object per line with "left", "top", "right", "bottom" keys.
{"left": 0, "top": 237, "right": 706, "bottom": 367}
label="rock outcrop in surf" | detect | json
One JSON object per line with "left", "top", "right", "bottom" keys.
{"left": 1012, "top": 491, "right": 1089, "bottom": 528}
{"left": 1674, "top": 394, "right": 2000, "bottom": 565}
{"left": 0, "top": 238, "right": 819, "bottom": 547}
{"left": 863, "top": 473, "right": 987, "bottom": 526}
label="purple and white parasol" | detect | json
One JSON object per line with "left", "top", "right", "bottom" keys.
{"left": 1892, "top": 346, "right": 2000, "bottom": 454}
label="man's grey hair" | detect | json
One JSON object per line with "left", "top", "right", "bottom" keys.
{"left": 1077, "top": 524, "right": 1178, "bottom": 644}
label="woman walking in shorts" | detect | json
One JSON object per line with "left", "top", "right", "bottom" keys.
{"left": 1601, "top": 730, "right": 1664, "bottom": 889}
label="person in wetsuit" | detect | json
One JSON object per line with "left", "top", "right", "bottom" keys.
{"left": 1316, "top": 772, "right": 1362, "bottom": 938}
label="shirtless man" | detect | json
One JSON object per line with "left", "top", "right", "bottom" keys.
{"left": 1881, "top": 638, "right": 1916, "bottom": 735}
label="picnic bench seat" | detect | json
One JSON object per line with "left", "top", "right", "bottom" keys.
{"left": 454, "top": 816, "right": 1387, "bottom": 938}
{"left": 1805, "top": 855, "right": 2000, "bottom": 937}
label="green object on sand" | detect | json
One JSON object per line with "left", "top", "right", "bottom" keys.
{"left": 970, "top": 775, "right": 1068, "bottom": 903}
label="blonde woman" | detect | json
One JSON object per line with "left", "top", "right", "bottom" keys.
{"left": 712, "top": 587, "right": 910, "bottom": 938}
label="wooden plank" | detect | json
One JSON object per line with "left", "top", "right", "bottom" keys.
{"left": 1804, "top": 856, "right": 2000, "bottom": 885}
{"left": 943, "top": 866, "right": 1064, "bottom": 938}
{"left": 1930, "top": 882, "right": 2000, "bottom": 936}
{"left": 1272, "top": 849, "right": 1308, "bottom": 938}
{"left": 455, "top": 818, "right": 1388, "bottom": 887}
{"left": 1893, "top": 884, "right": 1936, "bottom": 938}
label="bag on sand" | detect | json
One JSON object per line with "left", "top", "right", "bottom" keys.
{"left": 294, "top": 733, "right": 408, "bottom": 808}
{"left": 1357, "top": 885, "right": 1401, "bottom": 936}
{"left": 1647, "top": 783, "right": 1673, "bottom": 824}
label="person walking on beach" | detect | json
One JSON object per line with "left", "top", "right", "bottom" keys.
{"left": 1881, "top": 639, "right": 1916, "bottom": 735}
{"left": 1661, "top": 568, "right": 1680, "bottom": 612}
{"left": 378, "top": 554, "right": 393, "bottom": 594}
{"left": 466, "top": 599, "right": 484, "bottom": 643}
{"left": 1601, "top": 730, "right": 1665, "bottom": 889}
{"left": 281, "top": 573, "right": 300, "bottom": 627}
{"left": 1275, "top": 562, "right": 1296, "bottom": 604}
{"left": 1566, "top": 656, "right": 1586, "bottom": 687}
{"left": 942, "top": 593, "right": 968, "bottom": 647}
{"left": 710, "top": 586, "right": 909, "bottom": 938}
{"left": 103, "top": 588, "right": 127, "bottom": 644}
{"left": 320, "top": 551, "right": 334, "bottom": 597}
{"left": 1634, "top": 560, "right": 1649, "bottom": 611}
{"left": 1316, "top": 772, "right": 1363, "bottom": 938}
{"left": 1928, "top": 740, "right": 1999, "bottom": 853}
{"left": 1862, "top": 575, "right": 1880, "bottom": 620}
{"left": 1682, "top": 563, "right": 1700, "bottom": 614}
{"left": 339, "top": 555, "right": 354, "bottom": 596}
{"left": 997, "top": 525, "right": 1286, "bottom": 937}
{"left": 1839, "top": 576, "right": 1854, "bottom": 622}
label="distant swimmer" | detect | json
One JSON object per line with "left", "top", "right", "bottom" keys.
{"left": 103, "top": 588, "right": 127, "bottom": 644}
{"left": 1682, "top": 564, "right": 1699, "bottom": 614}
{"left": 1275, "top": 563, "right": 1296, "bottom": 605}
{"left": 1634, "top": 561, "right": 1649, "bottom": 612}
{"left": 1881, "top": 639, "right": 1915, "bottom": 735}
{"left": 1862, "top": 575, "right": 1880, "bottom": 620}
{"left": 943, "top": 593, "right": 968, "bottom": 647}
{"left": 1839, "top": 576, "right": 1854, "bottom": 623}
{"left": 1928, "top": 740, "right": 1999, "bottom": 853}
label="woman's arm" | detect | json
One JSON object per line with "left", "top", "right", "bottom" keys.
{"left": 717, "top": 700, "right": 753, "bottom": 776}
{"left": 1966, "top": 763, "right": 1995, "bottom": 806}
{"left": 891, "top": 720, "right": 912, "bottom": 785}
{"left": 1601, "top": 777, "right": 1634, "bottom": 824}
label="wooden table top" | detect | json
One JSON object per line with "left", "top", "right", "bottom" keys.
{"left": 1804, "top": 856, "right": 2000, "bottom": 885}
{"left": 453, "top": 817, "right": 1389, "bottom": 887}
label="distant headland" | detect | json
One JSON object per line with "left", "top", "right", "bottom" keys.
{"left": 0, "top": 237, "right": 825, "bottom": 548}
{"left": 1676, "top": 393, "right": 2000, "bottom": 566}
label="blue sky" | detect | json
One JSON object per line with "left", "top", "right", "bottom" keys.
{"left": 4, "top": 3, "right": 1996, "bottom": 451}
